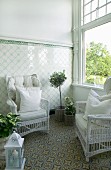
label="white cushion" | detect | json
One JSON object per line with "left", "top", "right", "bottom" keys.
{"left": 8, "top": 77, "right": 16, "bottom": 100}
{"left": 98, "top": 93, "right": 111, "bottom": 101}
{"left": 16, "top": 86, "right": 41, "bottom": 105}
{"left": 83, "top": 93, "right": 111, "bottom": 120}
{"left": 90, "top": 89, "right": 111, "bottom": 101}
{"left": 90, "top": 89, "right": 99, "bottom": 98}
{"left": 19, "top": 109, "right": 47, "bottom": 121}
{"left": 75, "top": 113, "right": 87, "bottom": 141}
{"left": 16, "top": 86, "right": 27, "bottom": 110}
{"left": 17, "top": 87, "right": 41, "bottom": 112}
{"left": 24, "top": 75, "right": 33, "bottom": 87}
{"left": 15, "top": 87, "right": 21, "bottom": 110}
{"left": 32, "top": 76, "right": 41, "bottom": 87}
{"left": 14, "top": 76, "right": 24, "bottom": 86}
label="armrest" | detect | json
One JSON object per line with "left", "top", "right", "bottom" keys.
{"left": 40, "top": 98, "right": 50, "bottom": 116}
{"left": 87, "top": 114, "right": 111, "bottom": 128}
{"left": 88, "top": 114, "right": 111, "bottom": 121}
{"left": 75, "top": 101, "right": 87, "bottom": 114}
{"left": 87, "top": 114, "right": 111, "bottom": 142}
{"left": 7, "top": 99, "right": 18, "bottom": 114}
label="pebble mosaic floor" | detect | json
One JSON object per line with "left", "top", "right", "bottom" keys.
{"left": 0, "top": 115, "right": 111, "bottom": 170}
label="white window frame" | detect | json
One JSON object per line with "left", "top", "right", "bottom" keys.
{"left": 72, "top": 0, "right": 111, "bottom": 88}
{"left": 81, "top": 13, "right": 111, "bottom": 87}
{"left": 82, "top": 0, "right": 111, "bottom": 25}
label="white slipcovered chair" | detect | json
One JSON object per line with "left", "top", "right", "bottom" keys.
{"left": 75, "top": 77, "right": 111, "bottom": 162}
{"left": 6, "top": 74, "right": 50, "bottom": 137}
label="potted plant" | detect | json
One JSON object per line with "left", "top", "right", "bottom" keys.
{"left": 64, "top": 97, "right": 76, "bottom": 126}
{"left": 0, "top": 112, "right": 20, "bottom": 159}
{"left": 49, "top": 70, "right": 67, "bottom": 121}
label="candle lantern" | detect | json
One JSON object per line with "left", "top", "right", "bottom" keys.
{"left": 4, "top": 131, "right": 26, "bottom": 170}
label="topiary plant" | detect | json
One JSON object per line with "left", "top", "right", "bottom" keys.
{"left": 49, "top": 70, "right": 67, "bottom": 108}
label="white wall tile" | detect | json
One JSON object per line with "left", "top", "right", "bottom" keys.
{"left": 0, "top": 40, "right": 72, "bottom": 113}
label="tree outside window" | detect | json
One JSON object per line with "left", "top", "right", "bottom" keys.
{"left": 83, "top": 22, "right": 111, "bottom": 86}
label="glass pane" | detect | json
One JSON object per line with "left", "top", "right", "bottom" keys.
{"left": 84, "top": 14, "right": 90, "bottom": 24}
{"left": 8, "top": 149, "right": 20, "bottom": 168}
{"left": 99, "top": 0, "right": 106, "bottom": 7}
{"left": 107, "top": 3, "right": 111, "bottom": 14}
{"left": 99, "top": 6, "right": 106, "bottom": 17}
{"left": 84, "top": 3, "right": 91, "bottom": 15}
{"left": 92, "top": 0, "right": 98, "bottom": 11}
{"left": 84, "top": 22, "right": 111, "bottom": 86}
{"left": 84, "top": 0, "right": 91, "bottom": 5}
{"left": 92, "top": 11, "right": 96, "bottom": 21}
{"left": 107, "top": 0, "right": 111, "bottom": 2}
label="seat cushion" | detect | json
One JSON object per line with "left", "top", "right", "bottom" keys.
{"left": 19, "top": 109, "right": 47, "bottom": 121}
{"left": 75, "top": 113, "right": 87, "bottom": 141}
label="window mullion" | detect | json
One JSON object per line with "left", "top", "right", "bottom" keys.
{"left": 80, "top": 0, "right": 111, "bottom": 86}
{"left": 83, "top": 0, "right": 85, "bottom": 25}
{"left": 72, "top": 0, "right": 81, "bottom": 84}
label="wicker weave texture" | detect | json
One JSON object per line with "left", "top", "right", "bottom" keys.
{"left": 75, "top": 101, "right": 111, "bottom": 162}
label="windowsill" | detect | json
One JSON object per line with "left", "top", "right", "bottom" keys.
{"left": 71, "top": 83, "right": 104, "bottom": 91}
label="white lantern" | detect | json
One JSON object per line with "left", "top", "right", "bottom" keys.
{"left": 4, "top": 131, "right": 26, "bottom": 170}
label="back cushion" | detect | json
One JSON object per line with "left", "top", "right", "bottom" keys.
{"left": 7, "top": 74, "right": 41, "bottom": 110}
{"left": 17, "top": 87, "right": 42, "bottom": 112}
{"left": 83, "top": 93, "right": 111, "bottom": 120}
{"left": 14, "top": 76, "right": 24, "bottom": 87}
{"left": 7, "top": 77, "right": 16, "bottom": 101}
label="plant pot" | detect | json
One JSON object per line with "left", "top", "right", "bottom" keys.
{"left": 64, "top": 113, "right": 75, "bottom": 126}
{"left": 0, "top": 137, "right": 9, "bottom": 160}
{"left": 55, "top": 107, "right": 65, "bottom": 122}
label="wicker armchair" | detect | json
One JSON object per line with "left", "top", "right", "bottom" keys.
{"left": 6, "top": 74, "right": 50, "bottom": 137}
{"left": 75, "top": 78, "right": 111, "bottom": 162}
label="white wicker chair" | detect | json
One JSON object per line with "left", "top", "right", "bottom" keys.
{"left": 75, "top": 78, "right": 111, "bottom": 162}
{"left": 6, "top": 74, "right": 50, "bottom": 137}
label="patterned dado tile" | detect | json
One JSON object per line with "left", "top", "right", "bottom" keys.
{"left": 0, "top": 39, "right": 73, "bottom": 114}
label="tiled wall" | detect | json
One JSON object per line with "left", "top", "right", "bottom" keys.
{"left": 0, "top": 39, "right": 72, "bottom": 114}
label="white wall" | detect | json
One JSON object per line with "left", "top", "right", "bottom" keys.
{"left": 0, "top": 0, "right": 73, "bottom": 114}
{"left": 0, "top": 0, "right": 72, "bottom": 45}
{"left": 0, "top": 40, "right": 72, "bottom": 114}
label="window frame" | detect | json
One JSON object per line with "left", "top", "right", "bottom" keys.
{"left": 81, "top": 13, "right": 111, "bottom": 87}
{"left": 72, "top": 0, "right": 111, "bottom": 88}
{"left": 82, "top": 0, "right": 111, "bottom": 25}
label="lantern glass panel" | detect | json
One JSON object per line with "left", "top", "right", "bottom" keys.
{"left": 8, "top": 148, "right": 20, "bottom": 168}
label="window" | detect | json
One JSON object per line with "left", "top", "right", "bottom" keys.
{"left": 82, "top": 0, "right": 111, "bottom": 25}
{"left": 83, "top": 22, "right": 111, "bottom": 86}
{"left": 81, "top": 0, "right": 111, "bottom": 87}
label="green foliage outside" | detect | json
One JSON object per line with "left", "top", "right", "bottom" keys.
{"left": 86, "top": 42, "right": 111, "bottom": 85}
